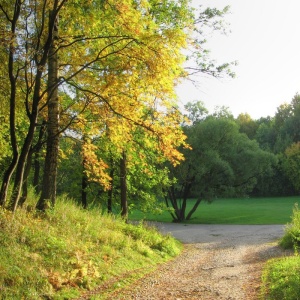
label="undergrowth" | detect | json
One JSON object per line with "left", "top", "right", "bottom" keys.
{"left": 0, "top": 195, "right": 182, "bottom": 299}
{"left": 261, "top": 204, "right": 300, "bottom": 299}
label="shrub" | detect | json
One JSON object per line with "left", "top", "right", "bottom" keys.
{"left": 279, "top": 204, "right": 300, "bottom": 251}
{"left": 261, "top": 256, "right": 300, "bottom": 300}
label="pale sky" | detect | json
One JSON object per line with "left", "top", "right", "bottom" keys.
{"left": 176, "top": 0, "right": 300, "bottom": 119}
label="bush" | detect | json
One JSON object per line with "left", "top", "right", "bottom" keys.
{"left": 261, "top": 256, "right": 300, "bottom": 300}
{"left": 279, "top": 204, "right": 300, "bottom": 251}
{"left": 261, "top": 203, "right": 300, "bottom": 300}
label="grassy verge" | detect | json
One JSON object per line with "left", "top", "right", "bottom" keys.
{"left": 0, "top": 196, "right": 182, "bottom": 299}
{"left": 261, "top": 205, "right": 300, "bottom": 299}
{"left": 130, "top": 196, "right": 300, "bottom": 224}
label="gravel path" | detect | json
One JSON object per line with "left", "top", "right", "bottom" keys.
{"left": 111, "top": 224, "right": 292, "bottom": 300}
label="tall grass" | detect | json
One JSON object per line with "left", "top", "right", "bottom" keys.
{"left": 0, "top": 195, "right": 181, "bottom": 299}
{"left": 261, "top": 204, "right": 300, "bottom": 300}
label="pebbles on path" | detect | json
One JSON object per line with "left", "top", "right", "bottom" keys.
{"left": 110, "top": 224, "right": 292, "bottom": 300}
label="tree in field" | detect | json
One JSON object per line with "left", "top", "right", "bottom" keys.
{"left": 165, "top": 106, "right": 276, "bottom": 222}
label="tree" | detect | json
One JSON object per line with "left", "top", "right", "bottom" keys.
{"left": 0, "top": 0, "right": 23, "bottom": 206}
{"left": 0, "top": 0, "right": 189, "bottom": 210}
{"left": 282, "top": 142, "right": 300, "bottom": 192}
{"left": 255, "top": 117, "right": 277, "bottom": 152}
{"left": 166, "top": 115, "right": 276, "bottom": 222}
{"left": 184, "top": 101, "right": 208, "bottom": 125}
{"left": 36, "top": 10, "right": 59, "bottom": 209}
{"left": 0, "top": 0, "right": 236, "bottom": 213}
{"left": 236, "top": 113, "right": 259, "bottom": 140}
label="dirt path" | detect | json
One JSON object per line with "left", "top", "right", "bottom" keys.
{"left": 110, "top": 224, "right": 292, "bottom": 300}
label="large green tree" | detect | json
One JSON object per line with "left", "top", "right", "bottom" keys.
{"left": 166, "top": 109, "right": 276, "bottom": 222}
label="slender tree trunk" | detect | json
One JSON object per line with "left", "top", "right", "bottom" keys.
{"left": 81, "top": 136, "right": 88, "bottom": 209}
{"left": 81, "top": 171, "right": 88, "bottom": 209}
{"left": 166, "top": 176, "right": 195, "bottom": 222}
{"left": 6, "top": 4, "right": 60, "bottom": 211}
{"left": 33, "top": 121, "right": 46, "bottom": 194}
{"left": 19, "top": 121, "right": 46, "bottom": 206}
{"left": 186, "top": 198, "right": 202, "bottom": 220}
{"left": 0, "top": 0, "right": 22, "bottom": 206}
{"left": 37, "top": 12, "right": 59, "bottom": 210}
{"left": 120, "top": 151, "right": 128, "bottom": 219}
{"left": 179, "top": 179, "right": 193, "bottom": 221}
{"left": 164, "top": 194, "right": 177, "bottom": 221}
{"left": 19, "top": 147, "right": 34, "bottom": 206}
{"left": 167, "top": 187, "right": 181, "bottom": 221}
{"left": 10, "top": 62, "right": 50, "bottom": 212}
{"left": 9, "top": 118, "right": 39, "bottom": 211}
{"left": 107, "top": 163, "right": 114, "bottom": 213}
{"left": 33, "top": 152, "right": 41, "bottom": 193}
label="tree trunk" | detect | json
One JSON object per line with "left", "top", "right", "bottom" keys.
{"left": 164, "top": 194, "right": 177, "bottom": 221}
{"left": 107, "top": 163, "right": 114, "bottom": 213}
{"left": 0, "top": 0, "right": 21, "bottom": 207}
{"left": 33, "top": 152, "right": 41, "bottom": 193}
{"left": 120, "top": 151, "right": 128, "bottom": 219}
{"left": 186, "top": 198, "right": 202, "bottom": 220}
{"left": 81, "top": 171, "right": 88, "bottom": 209}
{"left": 33, "top": 121, "right": 46, "bottom": 194}
{"left": 9, "top": 114, "right": 40, "bottom": 211}
{"left": 19, "top": 147, "right": 34, "bottom": 206}
{"left": 37, "top": 12, "right": 59, "bottom": 210}
{"left": 8, "top": 9, "right": 59, "bottom": 211}
{"left": 19, "top": 121, "right": 46, "bottom": 206}
{"left": 166, "top": 176, "right": 195, "bottom": 222}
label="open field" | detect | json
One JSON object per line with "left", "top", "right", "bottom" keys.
{"left": 130, "top": 196, "right": 300, "bottom": 225}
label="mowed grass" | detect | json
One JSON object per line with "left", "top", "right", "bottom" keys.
{"left": 130, "top": 196, "right": 300, "bottom": 225}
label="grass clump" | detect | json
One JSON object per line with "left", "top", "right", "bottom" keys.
{"left": 261, "top": 204, "right": 300, "bottom": 300}
{"left": 261, "top": 256, "right": 300, "bottom": 300}
{"left": 0, "top": 196, "right": 181, "bottom": 299}
{"left": 279, "top": 204, "right": 300, "bottom": 250}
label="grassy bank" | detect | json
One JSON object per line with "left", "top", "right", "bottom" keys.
{"left": 261, "top": 205, "right": 300, "bottom": 299}
{"left": 131, "top": 196, "right": 300, "bottom": 224}
{"left": 0, "top": 196, "right": 182, "bottom": 299}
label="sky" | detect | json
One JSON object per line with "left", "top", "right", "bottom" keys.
{"left": 176, "top": 0, "right": 300, "bottom": 119}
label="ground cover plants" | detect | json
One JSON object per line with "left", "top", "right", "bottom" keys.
{"left": 0, "top": 194, "right": 181, "bottom": 299}
{"left": 131, "top": 196, "right": 299, "bottom": 225}
{"left": 261, "top": 204, "right": 300, "bottom": 299}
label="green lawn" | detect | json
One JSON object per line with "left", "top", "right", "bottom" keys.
{"left": 130, "top": 196, "right": 300, "bottom": 225}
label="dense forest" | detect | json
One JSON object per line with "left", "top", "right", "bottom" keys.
{"left": 0, "top": 0, "right": 299, "bottom": 222}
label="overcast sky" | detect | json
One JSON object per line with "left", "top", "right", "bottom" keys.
{"left": 176, "top": 0, "right": 300, "bottom": 119}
